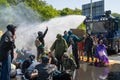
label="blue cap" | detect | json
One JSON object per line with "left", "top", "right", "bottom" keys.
{"left": 68, "top": 30, "right": 72, "bottom": 35}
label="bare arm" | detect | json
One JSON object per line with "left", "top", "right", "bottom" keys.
{"left": 31, "top": 72, "right": 38, "bottom": 79}
{"left": 43, "top": 26, "right": 48, "bottom": 38}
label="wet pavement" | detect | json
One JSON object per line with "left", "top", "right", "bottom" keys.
{"left": 74, "top": 54, "right": 120, "bottom": 80}
{"left": 75, "top": 62, "right": 120, "bottom": 80}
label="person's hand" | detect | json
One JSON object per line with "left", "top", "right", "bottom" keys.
{"left": 83, "top": 35, "right": 86, "bottom": 38}
{"left": 13, "top": 34, "right": 16, "bottom": 39}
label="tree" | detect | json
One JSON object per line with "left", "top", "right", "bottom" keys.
{"left": 112, "top": 13, "right": 120, "bottom": 28}
{"left": 60, "top": 8, "right": 82, "bottom": 16}
{"left": 73, "top": 8, "right": 82, "bottom": 15}
{"left": 112, "top": 13, "right": 120, "bottom": 18}
{"left": 60, "top": 8, "right": 73, "bottom": 16}
{"left": 0, "top": 0, "right": 9, "bottom": 7}
{"left": 39, "top": 6, "right": 59, "bottom": 20}
{"left": 25, "top": 0, "right": 59, "bottom": 20}
{"left": 78, "top": 23, "right": 86, "bottom": 31}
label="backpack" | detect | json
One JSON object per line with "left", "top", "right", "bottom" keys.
{"left": 35, "top": 38, "right": 42, "bottom": 47}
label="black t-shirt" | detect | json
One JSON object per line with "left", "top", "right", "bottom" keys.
{"left": 35, "top": 63, "right": 57, "bottom": 80}
{"left": 22, "top": 58, "right": 32, "bottom": 73}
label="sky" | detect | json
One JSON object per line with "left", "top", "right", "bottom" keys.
{"left": 45, "top": 0, "right": 120, "bottom": 14}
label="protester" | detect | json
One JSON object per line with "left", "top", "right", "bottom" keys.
{"left": 95, "top": 40, "right": 109, "bottom": 66}
{"left": 67, "top": 30, "right": 84, "bottom": 69}
{"left": 21, "top": 54, "right": 35, "bottom": 74}
{"left": 62, "top": 53, "right": 77, "bottom": 75}
{"left": 84, "top": 33, "right": 93, "bottom": 62}
{"left": 78, "top": 40, "right": 85, "bottom": 61}
{"left": 92, "top": 35, "right": 98, "bottom": 62}
{"left": 10, "top": 64, "right": 17, "bottom": 78}
{"left": 92, "top": 35, "right": 98, "bottom": 53}
{"left": 47, "top": 51, "right": 58, "bottom": 65}
{"left": 98, "top": 34, "right": 108, "bottom": 46}
{"left": 50, "top": 34, "right": 68, "bottom": 71}
{"left": 0, "top": 24, "right": 17, "bottom": 80}
{"left": 35, "top": 27, "right": 48, "bottom": 61}
{"left": 31, "top": 55, "right": 57, "bottom": 80}
{"left": 63, "top": 30, "right": 68, "bottom": 41}
{"left": 24, "top": 58, "right": 40, "bottom": 80}
{"left": 16, "top": 62, "right": 22, "bottom": 75}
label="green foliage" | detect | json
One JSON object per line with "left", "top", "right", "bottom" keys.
{"left": 7, "top": 0, "right": 19, "bottom": 5}
{"left": 0, "top": 0, "right": 9, "bottom": 7}
{"left": 112, "top": 13, "right": 120, "bottom": 28}
{"left": 78, "top": 23, "right": 86, "bottom": 31}
{"left": 60, "top": 8, "right": 82, "bottom": 16}
{"left": 60, "top": 8, "right": 73, "bottom": 16}
{"left": 112, "top": 13, "right": 120, "bottom": 18}
{"left": 39, "top": 6, "right": 59, "bottom": 20}
{"left": 25, "top": 0, "right": 59, "bottom": 20}
{"left": 73, "top": 8, "right": 82, "bottom": 15}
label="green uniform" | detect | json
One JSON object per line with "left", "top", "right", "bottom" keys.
{"left": 50, "top": 34, "right": 68, "bottom": 70}
{"left": 62, "top": 54, "right": 77, "bottom": 71}
{"left": 51, "top": 34, "right": 68, "bottom": 60}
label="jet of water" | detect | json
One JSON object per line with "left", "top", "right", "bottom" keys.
{"left": 15, "top": 15, "right": 85, "bottom": 53}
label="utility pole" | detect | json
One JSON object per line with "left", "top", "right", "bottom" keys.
{"left": 90, "top": 0, "right": 92, "bottom": 20}
{"left": 90, "top": 0, "right": 93, "bottom": 34}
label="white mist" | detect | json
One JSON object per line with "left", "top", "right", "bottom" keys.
{"left": 16, "top": 15, "right": 85, "bottom": 53}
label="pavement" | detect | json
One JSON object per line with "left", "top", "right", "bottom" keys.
{"left": 75, "top": 62, "right": 120, "bottom": 80}
{"left": 74, "top": 54, "right": 120, "bottom": 80}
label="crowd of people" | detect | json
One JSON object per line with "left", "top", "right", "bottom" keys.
{"left": 0, "top": 24, "right": 109, "bottom": 80}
